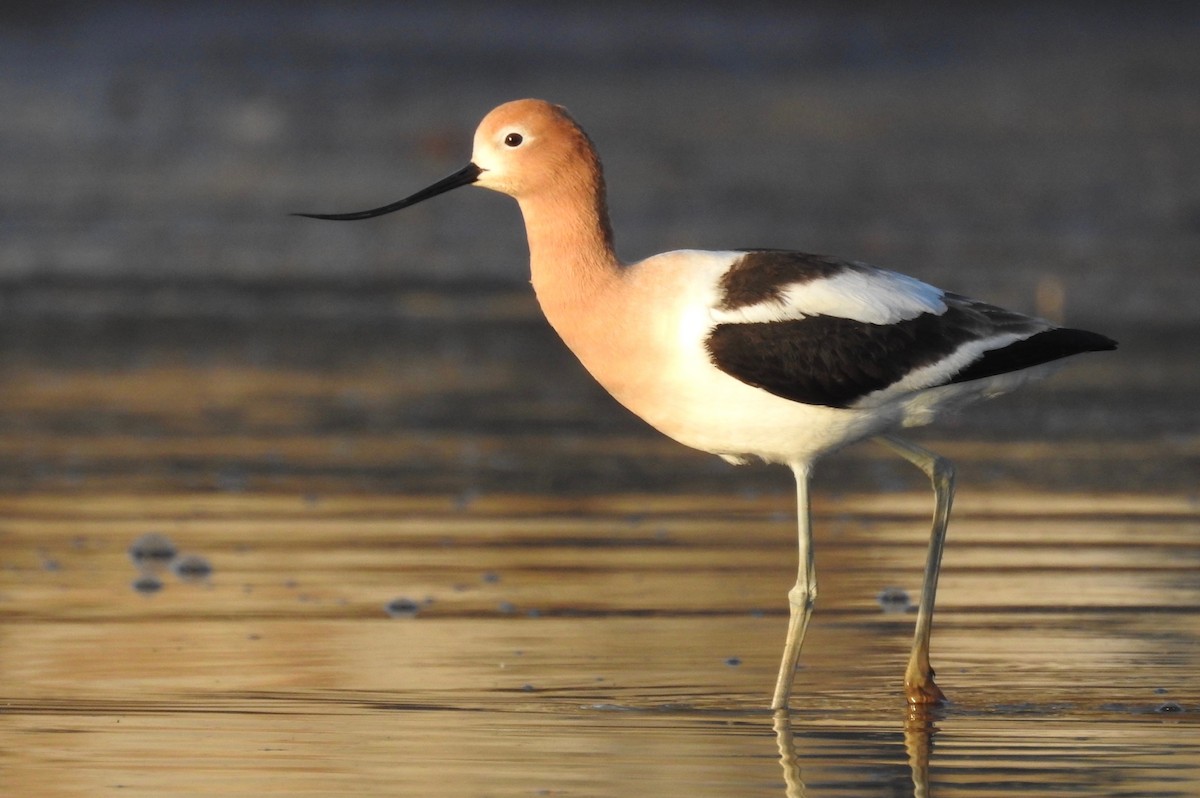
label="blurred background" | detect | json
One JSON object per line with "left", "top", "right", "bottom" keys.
{"left": 4, "top": 10, "right": 1200, "bottom": 796}
{"left": 1, "top": 2, "right": 1197, "bottom": 495}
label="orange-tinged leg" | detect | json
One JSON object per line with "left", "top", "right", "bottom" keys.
{"left": 877, "top": 436, "right": 954, "bottom": 705}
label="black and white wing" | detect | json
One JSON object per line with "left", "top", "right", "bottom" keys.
{"left": 704, "top": 250, "right": 1116, "bottom": 409}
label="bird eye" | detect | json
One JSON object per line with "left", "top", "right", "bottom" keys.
{"left": 504, "top": 132, "right": 523, "bottom": 147}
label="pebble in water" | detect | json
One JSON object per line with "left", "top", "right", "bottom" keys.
{"left": 876, "top": 586, "right": 914, "bottom": 614}
{"left": 171, "top": 554, "right": 213, "bottom": 582}
{"left": 128, "top": 533, "right": 178, "bottom": 566}
{"left": 385, "top": 597, "right": 421, "bottom": 618}
{"left": 132, "top": 574, "right": 165, "bottom": 595}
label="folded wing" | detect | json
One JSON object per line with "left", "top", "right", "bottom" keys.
{"left": 704, "top": 251, "right": 1116, "bottom": 409}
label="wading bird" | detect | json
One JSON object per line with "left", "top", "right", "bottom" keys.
{"left": 297, "top": 99, "right": 1116, "bottom": 709}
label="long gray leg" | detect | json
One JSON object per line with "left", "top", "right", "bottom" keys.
{"left": 771, "top": 463, "right": 817, "bottom": 710}
{"left": 876, "top": 435, "right": 954, "bottom": 704}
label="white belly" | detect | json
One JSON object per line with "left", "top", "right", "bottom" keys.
{"left": 637, "top": 366, "right": 891, "bottom": 464}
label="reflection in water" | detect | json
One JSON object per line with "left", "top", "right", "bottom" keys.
{"left": 774, "top": 711, "right": 808, "bottom": 798}
{"left": 903, "top": 707, "right": 937, "bottom": 798}
{"left": 774, "top": 708, "right": 937, "bottom": 798}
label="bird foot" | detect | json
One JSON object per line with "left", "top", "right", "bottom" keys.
{"left": 905, "top": 673, "right": 947, "bottom": 705}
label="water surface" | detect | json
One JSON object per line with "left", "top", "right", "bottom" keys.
{"left": 3, "top": 487, "right": 1197, "bottom": 796}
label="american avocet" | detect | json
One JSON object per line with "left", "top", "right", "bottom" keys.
{"left": 298, "top": 99, "right": 1117, "bottom": 709}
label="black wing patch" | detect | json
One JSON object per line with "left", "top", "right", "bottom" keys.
{"left": 705, "top": 294, "right": 1116, "bottom": 409}
{"left": 947, "top": 327, "right": 1116, "bottom": 385}
{"left": 706, "top": 312, "right": 973, "bottom": 408}
{"left": 716, "top": 250, "right": 857, "bottom": 311}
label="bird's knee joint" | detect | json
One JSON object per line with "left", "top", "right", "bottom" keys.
{"left": 931, "top": 456, "right": 955, "bottom": 487}
{"left": 787, "top": 583, "right": 817, "bottom": 611}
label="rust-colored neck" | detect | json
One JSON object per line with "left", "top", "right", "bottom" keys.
{"left": 518, "top": 155, "right": 621, "bottom": 321}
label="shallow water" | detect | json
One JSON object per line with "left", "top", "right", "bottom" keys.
{"left": 1, "top": 297, "right": 1198, "bottom": 796}
{"left": 3, "top": 488, "right": 1198, "bottom": 797}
